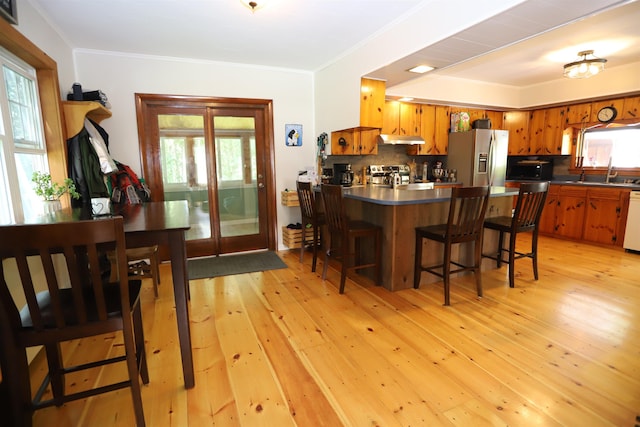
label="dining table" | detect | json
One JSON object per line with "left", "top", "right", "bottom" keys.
{"left": 8, "top": 200, "right": 196, "bottom": 389}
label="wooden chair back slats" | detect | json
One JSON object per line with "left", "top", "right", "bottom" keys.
{"left": 513, "top": 183, "right": 548, "bottom": 230}
{"left": 320, "top": 184, "right": 347, "bottom": 234}
{"left": 297, "top": 182, "right": 315, "bottom": 220}
{"left": 0, "top": 216, "right": 147, "bottom": 426}
{"left": 447, "top": 187, "right": 490, "bottom": 241}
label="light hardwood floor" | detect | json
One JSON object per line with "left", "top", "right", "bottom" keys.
{"left": 28, "top": 235, "right": 639, "bottom": 426}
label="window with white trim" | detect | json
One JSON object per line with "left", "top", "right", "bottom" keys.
{"left": 0, "top": 48, "right": 47, "bottom": 224}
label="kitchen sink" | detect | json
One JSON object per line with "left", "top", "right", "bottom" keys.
{"left": 394, "top": 182, "right": 435, "bottom": 190}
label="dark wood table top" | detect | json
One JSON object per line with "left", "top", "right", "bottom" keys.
{"left": 13, "top": 200, "right": 190, "bottom": 232}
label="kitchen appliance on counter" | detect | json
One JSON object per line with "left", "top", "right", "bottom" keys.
{"left": 332, "top": 163, "right": 354, "bottom": 187}
{"left": 367, "top": 164, "right": 411, "bottom": 186}
{"left": 447, "top": 129, "right": 508, "bottom": 186}
{"left": 507, "top": 159, "right": 553, "bottom": 181}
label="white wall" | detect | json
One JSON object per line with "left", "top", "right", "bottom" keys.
{"left": 314, "top": 0, "right": 527, "bottom": 149}
{"left": 16, "top": 0, "right": 75, "bottom": 96}
{"left": 73, "top": 51, "right": 316, "bottom": 249}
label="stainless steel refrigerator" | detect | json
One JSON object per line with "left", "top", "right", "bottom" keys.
{"left": 447, "top": 129, "right": 509, "bottom": 187}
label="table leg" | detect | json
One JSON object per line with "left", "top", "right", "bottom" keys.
{"left": 167, "top": 230, "right": 195, "bottom": 389}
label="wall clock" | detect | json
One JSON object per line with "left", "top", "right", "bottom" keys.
{"left": 597, "top": 106, "right": 617, "bottom": 123}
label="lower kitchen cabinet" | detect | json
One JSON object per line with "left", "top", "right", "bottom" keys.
{"left": 554, "top": 186, "right": 587, "bottom": 240}
{"left": 583, "top": 188, "right": 630, "bottom": 246}
{"left": 539, "top": 184, "right": 631, "bottom": 247}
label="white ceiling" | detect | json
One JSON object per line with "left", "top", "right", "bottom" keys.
{"left": 29, "top": 0, "right": 640, "bottom": 89}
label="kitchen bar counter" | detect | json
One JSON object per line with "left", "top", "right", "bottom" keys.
{"left": 343, "top": 185, "right": 517, "bottom": 205}
{"left": 337, "top": 185, "right": 518, "bottom": 292}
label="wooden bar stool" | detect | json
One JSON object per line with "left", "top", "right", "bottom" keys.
{"left": 296, "top": 181, "right": 325, "bottom": 272}
{"left": 320, "top": 184, "right": 382, "bottom": 294}
{"left": 482, "top": 181, "right": 549, "bottom": 288}
{"left": 414, "top": 186, "right": 490, "bottom": 306}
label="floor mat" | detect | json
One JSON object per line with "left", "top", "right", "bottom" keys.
{"left": 187, "top": 251, "right": 287, "bottom": 280}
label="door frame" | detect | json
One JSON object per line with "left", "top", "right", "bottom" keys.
{"left": 134, "top": 93, "right": 278, "bottom": 257}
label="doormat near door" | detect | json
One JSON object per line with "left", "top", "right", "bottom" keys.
{"left": 187, "top": 251, "right": 287, "bottom": 280}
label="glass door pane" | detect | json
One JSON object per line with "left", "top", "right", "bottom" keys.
{"left": 158, "top": 114, "right": 211, "bottom": 242}
{"left": 214, "top": 116, "right": 258, "bottom": 237}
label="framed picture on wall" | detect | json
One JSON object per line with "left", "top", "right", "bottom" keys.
{"left": 0, "top": 0, "right": 18, "bottom": 25}
{"left": 285, "top": 124, "right": 302, "bottom": 147}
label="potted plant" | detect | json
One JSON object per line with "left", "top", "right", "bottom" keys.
{"left": 32, "top": 172, "right": 80, "bottom": 212}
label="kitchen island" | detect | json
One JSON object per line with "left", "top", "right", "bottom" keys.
{"left": 339, "top": 185, "right": 518, "bottom": 291}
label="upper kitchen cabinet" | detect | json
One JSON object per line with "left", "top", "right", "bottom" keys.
{"left": 484, "top": 111, "right": 503, "bottom": 129}
{"left": 360, "top": 78, "right": 385, "bottom": 128}
{"left": 622, "top": 95, "right": 640, "bottom": 120}
{"left": 503, "top": 111, "right": 529, "bottom": 155}
{"left": 407, "top": 104, "right": 450, "bottom": 156}
{"left": 331, "top": 128, "right": 379, "bottom": 155}
{"left": 565, "top": 103, "right": 592, "bottom": 125}
{"left": 529, "top": 107, "right": 567, "bottom": 155}
{"left": 434, "top": 105, "right": 450, "bottom": 154}
{"left": 329, "top": 78, "right": 383, "bottom": 156}
{"left": 382, "top": 101, "right": 421, "bottom": 136}
{"left": 590, "top": 99, "right": 625, "bottom": 123}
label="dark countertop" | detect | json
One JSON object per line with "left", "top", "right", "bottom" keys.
{"left": 342, "top": 185, "right": 518, "bottom": 206}
{"left": 507, "top": 179, "right": 640, "bottom": 190}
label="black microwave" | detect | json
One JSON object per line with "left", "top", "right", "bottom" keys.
{"left": 507, "top": 160, "right": 553, "bottom": 180}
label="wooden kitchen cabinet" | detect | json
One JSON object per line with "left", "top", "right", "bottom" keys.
{"left": 382, "top": 100, "right": 420, "bottom": 136}
{"left": 408, "top": 104, "right": 435, "bottom": 155}
{"left": 529, "top": 106, "right": 566, "bottom": 155}
{"left": 565, "top": 102, "right": 592, "bottom": 125}
{"left": 407, "top": 104, "right": 450, "bottom": 155}
{"left": 330, "top": 128, "right": 379, "bottom": 155}
{"left": 590, "top": 99, "right": 625, "bottom": 123}
{"left": 503, "top": 110, "right": 529, "bottom": 155}
{"left": 539, "top": 185, "right": 587, "bottom": 239}
{"left": 555, "top": 186, "right": 587, "bottom": 239}
{"left": 484, "top": 110, "right": 503, "bottom": 129}
{"left": 583, "top": 188, "right": 630, "bottom": 246}
{"left": 538, "top": 184, "right": 559, "bottom": 235}
{"left": 621, "top": 95, "right": 640, "bottom": 120}
{"left": 540, "top": 184, "right": 629, "bottom": 247}
{"left": 360, "top": 77, "right": 385, "bottom": 128}
{"left": 434, "top": 105, "right": 450, "bottom": 154}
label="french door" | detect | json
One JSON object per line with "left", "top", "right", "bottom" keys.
{"left": 135, "top": 94, "right": 277, "bottom": 258}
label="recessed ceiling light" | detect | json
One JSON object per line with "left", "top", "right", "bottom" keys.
{"left": 398, "top": 97, "right": 414, "bottom": 102}
{"left": 407, "top": 65, "right": 434, "bottom": 74}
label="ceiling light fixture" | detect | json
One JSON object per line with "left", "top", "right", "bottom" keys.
{"left": 240, "top": 0, "right": 267, "bottom": 12}
{"left": 563, "top": 50, "right": 607, "bottom": 79}
{"left": 407, "top": 65, "right": 434, "bottom": 74}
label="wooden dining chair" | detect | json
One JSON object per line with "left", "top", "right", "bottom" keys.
{"left": 0, "top": 217, "right": 148, "bottom": 427}
{"left": 296, "top": 181, "right": 325, "bottom": 272}
{"left": 482, "top": 181, "right": 549, "bottom": 288}
{"left": 320, "top": 184, "right": 382, "bottom": 293}
{"left": 108, "top": 245, "right": 161, "bottom": 298}
{"left": 414, "top": 186, "right": 490, "bottom": 306}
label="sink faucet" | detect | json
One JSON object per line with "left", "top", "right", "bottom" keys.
{"left": 606, "top": 157, "right": 617, "bottom": 183}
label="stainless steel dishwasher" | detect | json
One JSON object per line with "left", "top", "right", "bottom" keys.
{"left": 623, "top": 191, "right": 640, "bottom": 251}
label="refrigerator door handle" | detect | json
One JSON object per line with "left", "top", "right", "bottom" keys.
{"left": 487, "top": 131, "right": 495, "bottom": 187}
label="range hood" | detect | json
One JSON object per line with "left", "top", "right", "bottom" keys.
{"left": 377, "top": 134, "right": 425, "bottom": 145}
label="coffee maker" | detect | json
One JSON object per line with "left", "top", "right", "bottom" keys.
{"left": 332, "top": 163, "right": 354, "bottom": 187}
